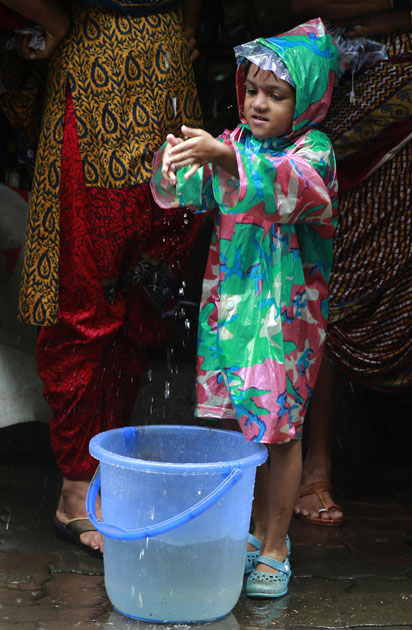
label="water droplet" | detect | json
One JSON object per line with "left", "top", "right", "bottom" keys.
{"left": 164, "top": 381, "right": 170, "bottom": 399}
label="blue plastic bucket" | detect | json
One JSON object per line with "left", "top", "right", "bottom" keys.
{"left": 87, "top": 425, "right": 267, "bottom": 623}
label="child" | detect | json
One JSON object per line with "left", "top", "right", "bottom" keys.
{"left": 151, "top": 18, "right": 339, "bottom": 598}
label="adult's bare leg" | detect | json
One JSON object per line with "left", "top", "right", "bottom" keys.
{"left": 294, "top": 355, "right": 345, "bottom": 523}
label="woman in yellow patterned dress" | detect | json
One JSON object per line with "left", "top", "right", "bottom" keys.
{"left": 13, "top": 0, "right": 203, "bottom": 556}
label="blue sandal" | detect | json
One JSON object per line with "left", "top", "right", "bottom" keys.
{"left": 244, "top": 534, "right": 290, "bottom": 575}
{"left": 245, "top": 533, "right": 261, "bottom": 575}
{"left": 246, "top": 554, "right": 291, "bottom": 598}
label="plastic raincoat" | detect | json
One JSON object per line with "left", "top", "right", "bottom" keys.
{"left": 151, "top": 18, "right": 339, "bottom": 444}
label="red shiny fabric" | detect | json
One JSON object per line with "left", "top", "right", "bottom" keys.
{"left": 36, "top": 89, "right": 201, "bottom": 480}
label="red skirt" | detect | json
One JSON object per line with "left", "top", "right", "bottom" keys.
{"left": 36, "top": 89, "right": 202, "bottom": 479}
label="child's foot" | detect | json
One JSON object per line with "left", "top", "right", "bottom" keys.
{"left": 246, "top": 552, "right": 291, "bottom": 598}
{"left": 245, "top": 533, "right": 261, "bottom": 574}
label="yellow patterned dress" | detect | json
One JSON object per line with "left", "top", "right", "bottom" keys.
{"left": 19, "top": 0, "right": 202, "bottom": 326}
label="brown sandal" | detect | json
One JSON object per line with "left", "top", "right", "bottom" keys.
{"left": 53, "top": 517, "right": 103, "bottom": 558}
{"left": 295, "top": 480, "right": 344, "bottom": 526}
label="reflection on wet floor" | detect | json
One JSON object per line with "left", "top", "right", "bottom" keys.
{"left": 103, "top": 611, "right": 240, "bottom": 630}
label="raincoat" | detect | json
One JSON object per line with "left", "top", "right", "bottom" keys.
{"left": 151, "top": 18, "right": 339, "bottom": 444}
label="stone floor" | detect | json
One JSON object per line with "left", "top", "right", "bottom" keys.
{"left": 1, "top": 359, "right": 412, "bottom": 630}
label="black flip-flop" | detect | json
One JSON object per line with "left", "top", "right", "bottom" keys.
{"left": 53, "top": 517, "right": 103, "bottom": 559}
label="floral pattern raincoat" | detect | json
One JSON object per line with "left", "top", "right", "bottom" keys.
{"left": 151, "top": 19, "right": 339, "bottom": 443}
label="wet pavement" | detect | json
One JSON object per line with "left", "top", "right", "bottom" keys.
{"left": 1, "top": 360, "right": 412, "bottom": 630}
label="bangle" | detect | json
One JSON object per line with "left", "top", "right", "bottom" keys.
{"left": 393, "top": 0, "right": 410, "bottom": 10}
{"left": 45, "top": 28, "right": 57, "bottom": 40}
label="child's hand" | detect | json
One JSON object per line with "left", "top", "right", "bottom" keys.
{"left": 164, "top": 125, "right": 221, "bottom": 180}
{"left": 161, "top": 133, "right": 183, "bottom": 185}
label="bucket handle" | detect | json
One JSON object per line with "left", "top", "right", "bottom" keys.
{"left": 86, "top": 466, "right": 243, "bottom": 541}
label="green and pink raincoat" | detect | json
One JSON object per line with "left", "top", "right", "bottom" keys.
{"left": 151, "top": 19, "right": 339, "bottom": 444}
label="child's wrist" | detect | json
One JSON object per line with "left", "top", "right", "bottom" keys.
{"left": 214, "top": 141, "right": 229, "bottom": 165}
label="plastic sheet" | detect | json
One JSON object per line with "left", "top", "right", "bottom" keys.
{"left": 330, "top": 26, "right": 388, "bottom": 80}
{"left": 234, "top": 39, "right": 295, "bottom": 87}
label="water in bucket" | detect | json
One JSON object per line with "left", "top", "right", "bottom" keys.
{"left": 87, "top": 425, "right": 267, "bottom": 623}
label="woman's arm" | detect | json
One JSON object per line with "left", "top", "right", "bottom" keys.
{"left": 1, "top": 0, "right": 70, "bottom": 58}
{"left": 1, "top": 0, "right": 70, "bottom": 38}
{"left": 291, "top": 0, "right": 391, "bottom": 20}
{"left": 290, "top": 0, "right": 411, "bottom": 36}
{"left": 182, "top": 0, "right": 202, "bottom": 61}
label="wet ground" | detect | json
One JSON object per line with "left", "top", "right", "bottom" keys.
{"left": 1, "top": 360, "right": 412, "bottom": 630}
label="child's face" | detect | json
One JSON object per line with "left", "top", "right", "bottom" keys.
{"left": 243, "top": 63, "right": 295, "bottom": 139}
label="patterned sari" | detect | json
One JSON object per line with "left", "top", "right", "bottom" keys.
{"left": 321, "top": 32, "right": 412, "bottom": 389}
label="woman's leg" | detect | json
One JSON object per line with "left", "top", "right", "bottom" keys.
{"left": 293, "top": 355, "right": 345, "bottom": 523}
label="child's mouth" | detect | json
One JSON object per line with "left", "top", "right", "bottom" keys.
{"left": 252, "top": 115, "right": 268, "bottom": 123}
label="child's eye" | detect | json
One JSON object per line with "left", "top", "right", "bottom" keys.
{"left": 270, "top": 93, "right": 283, "bottom": 101}
{"left": 246, "top": 87, "right": 257, "bottom": 95}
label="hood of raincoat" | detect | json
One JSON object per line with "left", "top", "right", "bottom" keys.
{"left": 234, "top": 18, "right": 339, "bottom": 138}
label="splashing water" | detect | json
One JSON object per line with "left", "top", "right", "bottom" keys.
{"left": 164, "top": 382, "right": 170, "bottom": 399}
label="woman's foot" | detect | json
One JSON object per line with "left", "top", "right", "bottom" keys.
{"left": 294, "top": 476, "right": 343, "bottom": 525}
{"left": 55, "top": 478, "right": 104, "bottom": 554}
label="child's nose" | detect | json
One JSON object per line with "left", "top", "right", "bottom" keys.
{"left": 254, "top": 91, "right": 268, "bottom": 110}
